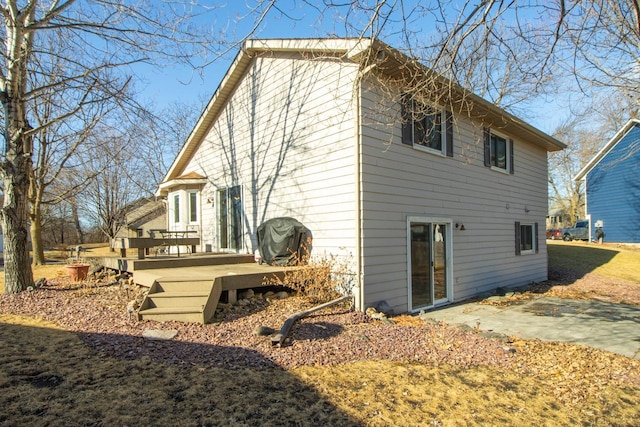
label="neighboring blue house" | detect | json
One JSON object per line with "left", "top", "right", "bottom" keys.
{"left": 575, "top": 119, "right": 640, "bottom": 243}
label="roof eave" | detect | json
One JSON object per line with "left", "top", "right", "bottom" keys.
{"left": 366, "top": 40, "right": 566, "bottom": 152}
{"left": 156, "top": 178, "right": 208, "bottom": 198}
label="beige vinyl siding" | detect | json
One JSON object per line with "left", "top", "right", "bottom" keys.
{"left": 183, "top": 53, "right": 359, "bottom": 256}
{"left": 359, "top": 78, "right": 548, "bottom": 313}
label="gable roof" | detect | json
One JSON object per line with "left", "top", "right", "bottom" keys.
{"left": 161, "top": 38, "right": 566, "bottom": 186}
{"left": 575, "top": 118, "right": 640, "bottom": 181}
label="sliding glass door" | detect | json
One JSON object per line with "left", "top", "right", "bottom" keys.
{"left": 409, "top": 219, "right": 451, "bottom": 310}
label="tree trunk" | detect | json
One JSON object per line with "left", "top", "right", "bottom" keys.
{"left": 71, "top": 201, "right": 84, "bottom": 244}
{"left": 2, "top": 2, "right": 37, "bottom": 293}
{"left": 3, "top": 153, "right": 36, "bottom": 294}
{"left": 30, "top": 205, "right": 46, "bottom": 266}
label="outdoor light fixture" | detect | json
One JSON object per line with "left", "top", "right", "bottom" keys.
{"left": 455, "top": 223, "right": 465, "bottom": 231}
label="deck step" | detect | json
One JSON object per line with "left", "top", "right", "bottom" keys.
{"left": 143, "top": 293, "right": 209, "bottom": 309}
{"left": 138, "top": 279, "right": 222, "bottom": 324}
{"left": 154, "top": 280, "right": 213, "bottom": 293}
{"left": 137, "top": 307, "right": 204, "bottom": 323}
{"left": 147, "top": 291, "right": 210, "bottom": 298}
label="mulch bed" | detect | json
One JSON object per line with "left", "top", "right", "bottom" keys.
{"left": 0, "top": 276, "right": 520, "bottom": 370}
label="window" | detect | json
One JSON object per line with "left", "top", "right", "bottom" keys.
{"left": 218, "top": 185, "right": 243, "bottom": 251}
{"left": 173, "top": 194, "right": 180, "bottom": 223}
{"left": 401, "top": 96, "right": 453, "bottom": 157}
{"left": 413, "top": 105, "right": 443, "bottom": 151}
{"left": 483, "top": 128, "right": 514, "bottom": 173}
{"left": 491, "top": 134, "right": 507, "bottom": 169}
{"left": 189, "top": 191, "right": 198, "bottom": 223}
{"left": 515, "top": 222, "right": 538, "bottom": 255}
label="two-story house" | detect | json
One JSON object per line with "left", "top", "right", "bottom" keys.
{"left": 157, "top": 38, "right": 565, "bottom": 314}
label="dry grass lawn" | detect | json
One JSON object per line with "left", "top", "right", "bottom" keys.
{"left": 0, "top": 242, "right": 639, "bottom": 425}
{"left": 548, "top": 240, "right": 640, "bottom": 282}
{"left": 0, "top": 243, "right": 114, "bottom": 293}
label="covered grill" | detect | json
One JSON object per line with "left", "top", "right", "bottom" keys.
{"left": 257, "top": 217, "right": 312, "bottom": 266}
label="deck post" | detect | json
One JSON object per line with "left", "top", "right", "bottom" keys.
{"left": 227, "top": 289, "right": 237, "bottom": 304}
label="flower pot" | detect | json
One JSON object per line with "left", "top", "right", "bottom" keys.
{"left": 66, "top": 264, "right": 90, "bottom": 282}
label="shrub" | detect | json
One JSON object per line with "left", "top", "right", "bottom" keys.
{"left": 263, "top": 250, "right": 355, "bottom": 304}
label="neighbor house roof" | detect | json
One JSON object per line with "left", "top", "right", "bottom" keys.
{"left": 159, "top": 38, "right": 566, "bottom": 189}
{"left": 126, "top": 199, "right": 166, "bottom": 230}
{"left": 117, "top": 197, "right": 166, "bottom": 229}
{"left": 575, "top": 118, "right": 640, "bottom": 181}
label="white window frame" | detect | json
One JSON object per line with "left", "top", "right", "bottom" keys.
{"left": 172, "top": 194, "right": 180, "bottom": 224}
{"left": 519, "top": 223, "right": 536, "bottom": 255}
{"left": 406, "top": 216, "right": 454, "bottom": 312}
{"left": 188, "top": 190, "right": 199, "bottom": 224}
{"left": 489, "top": 131, "right": 511, "bottom": 173}
{"left": 409, "top": 103, "right": 447, "bottom": 156}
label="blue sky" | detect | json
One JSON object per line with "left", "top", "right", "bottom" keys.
{"left": 137, "top": 1, "right": 567, "bottom": 135}
{"left": 138, "top": 1, "right": 325, "bottom": 110}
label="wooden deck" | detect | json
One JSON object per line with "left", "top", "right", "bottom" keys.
{"left": 99, "top": 253, "right": 292, "bottom": 323}
{"left": 101, "top": 253, "right": 288, "bottom": 287}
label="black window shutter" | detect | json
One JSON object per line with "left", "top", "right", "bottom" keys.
{"left": 515, "top": 221, "right": 521, "bottom": 256}
{"left": 401, "top": 95, "right": 413, "bottom": 146}
{"left": 534, "top": 222, "right": 539, "bottom": 253}
{"left": 483, "top": 127, "right": 491, "bottom": 166}
{"left": 509, "top": 139, "right": 515, "bottom": 174}
{"left": 445, "top": 110, "right": 453, "bottom": 157}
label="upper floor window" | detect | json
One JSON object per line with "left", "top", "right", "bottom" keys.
{"left": 491, "top": 133, "right": 507, "bottom": 170}
{"left": 401, "top": 95, "right": 453, "bottom": 157}
{"left": 483, "top": 128, "right": 514, "bottom": 174}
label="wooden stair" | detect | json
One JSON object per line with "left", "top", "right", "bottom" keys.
{"left": 137, "top": 279, "right": 222, "bottom": 324}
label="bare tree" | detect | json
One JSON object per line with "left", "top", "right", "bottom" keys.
{"left": 549, "top": 118, "right": 603, "bottom": 224}
{"left": 294, "top": 0, "right": 639, "bottom": 226}
{"left": 27, "top": 30, "right": 121, "bottom": 265}
{"left": 134, "top": 100, "right": 203, "bottom": 190}
{"left": 0, "top": 0, "right": 226, "bottom": 293}
{"left": 293, "top": 1, "right": 639, "bottom": 116}
{"left": 77, "top": 125, "right": 152, "bottom": 244}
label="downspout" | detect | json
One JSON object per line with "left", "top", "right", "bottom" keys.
{"left": 353, "top": 62, "right": 378, "bottom": 311}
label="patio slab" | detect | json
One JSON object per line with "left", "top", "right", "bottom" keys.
{"left": 421, "top": 297, "right": 640, "bottom": 359}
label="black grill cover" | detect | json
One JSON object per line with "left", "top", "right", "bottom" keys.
{"left": 257, "top": 217, "right": 312, "bottom": 266}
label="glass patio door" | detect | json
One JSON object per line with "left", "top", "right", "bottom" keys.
{"left": 409, "top": 220, "right": 450, "bottom": 310}
{"left": 218, "top": 185, "right": 243, "bottom": 252}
